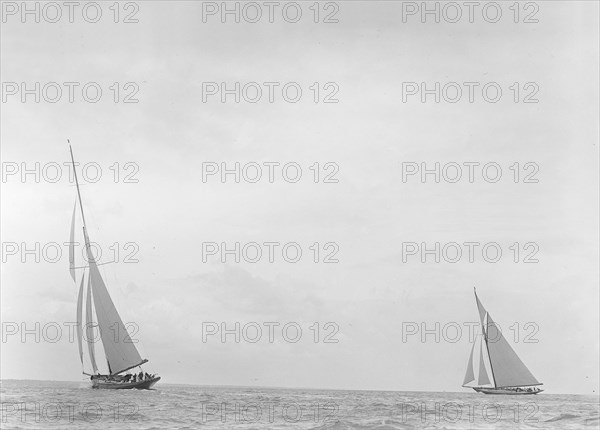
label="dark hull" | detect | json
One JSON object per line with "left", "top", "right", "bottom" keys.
{"left": 473, "top": 387, "right": 542, "bottom": 395}
{"left": 92, "top": 376, "right": 160, "bottom": 390}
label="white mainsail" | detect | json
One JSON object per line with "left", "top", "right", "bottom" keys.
{"left": 87, "top": 255, "right": 145, "bottom": 374}
{"left": 464, "top": 289, "right": 542, "bottom": 388}
{"left": 485, "top": 313, "right": 540, "bottom": 387}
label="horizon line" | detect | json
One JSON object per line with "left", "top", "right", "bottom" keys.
{"left": 1, "top": 378, "right": 597, "bottom": 396}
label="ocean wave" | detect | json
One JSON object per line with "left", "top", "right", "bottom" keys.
{"left": 544, "top": 413, "right": 581, "bottom": 422}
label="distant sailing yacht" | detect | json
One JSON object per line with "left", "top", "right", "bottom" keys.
{"left": 68, "top": 144, "right": 160, "bottom": 389}
{"left": 462, "top": 288, "right": 543, "bottom": 395}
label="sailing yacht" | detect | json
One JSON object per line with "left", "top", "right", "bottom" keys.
{"left": 68, "top": 144, "right": 160, "bottom": 389}
{"left": 462, "top": 288, "right": 543, "bottom": 395}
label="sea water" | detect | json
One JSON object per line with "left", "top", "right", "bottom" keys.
{"left": 1, "top": 380, "right": 598, "bottom": 429}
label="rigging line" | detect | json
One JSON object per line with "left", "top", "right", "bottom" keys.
{"left": 69, "top": 142, "right": 88, "bottom": 229}
{"left": 71, "top": 261, "right": 116, "bottom": 269}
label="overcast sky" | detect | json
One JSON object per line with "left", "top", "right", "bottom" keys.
{"left": 1, "top": 1, "right": 598, "bottom": 395}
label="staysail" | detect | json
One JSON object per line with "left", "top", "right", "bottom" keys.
{"left": 76, "top": 272, "right": 85, "bottom": 365}
{"left": 478, "top": 341, "right": 491, "bottom": 385}
{"left": 462, "top": 341, "right": 476, "bottom": 385}
{"left": 463, "top": 336, "right": 492, "bottom": 386}
{"left": 85, "top": 273, "right": 99, "bottom": 373}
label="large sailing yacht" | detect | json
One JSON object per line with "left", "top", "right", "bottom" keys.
{"left": 462, "top": 288, "right": 543, "bottom": 395}
{"left": 68, "top": 144, "right": 160, "bottom": 389}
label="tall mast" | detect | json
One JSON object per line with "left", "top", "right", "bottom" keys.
{"left": 69, "top": 141, "right": 96, "bottom": 265}
{"left": 69, "top": 141, "right": 88, "bottom": 229}
{"left": 482, "top": 316, "right": 497, "bottom": 388}
{"left": 475, "top": 288, "right": 497, "bottom": 388}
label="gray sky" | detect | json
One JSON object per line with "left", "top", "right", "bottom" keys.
{"left": 1, "top": 1, "right": 598, "bottom": 394}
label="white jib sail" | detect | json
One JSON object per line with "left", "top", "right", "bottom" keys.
{"left": 85, "top": 273, "right": 98, "bottom": 373}
{"left": 76, "top": 272, "right": 85, "bottom": 366}
{"left": 477, "top": 340, "right": 491, "bottom": 385}
{"left": 463, "top": 340, "right": 476, "bottom": 385}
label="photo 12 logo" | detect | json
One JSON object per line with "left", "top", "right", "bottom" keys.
{"left": 201, "top": 401, "right": 339, "bottom": 424}
{"left": 1, "top": 161, "right": 140, "bottom": 184}
{"left": 401, "top": 82, "right": 539, "bottom": 103}
{"left": 399, "top": 401, "right": 539, "bottom": 425}
{"left": 401, "top": 242, "right": 539, "bottom": 263}
{"left": 1, "top": 402, "right": 139, "bottom": 424}
{"left": 201, "top": 2, "right": 340, "bottom": 24}
{"left": 401, "top": 162, "right": 539, "bottom": 184}
{"left": 1, "top": 82, "right": 140, "bottom": 103}
{"left": 1, "top": 2, "right": 140, "bottom": 24}
{"left": 202, "top": 321, "right": 340, "bottom": 344}
{"left": 1, "top": 321, "right": 139, "bottom": 345}
{"left": 201, "top": 82, "right": 339, "bottom": 103}
{"left": 201, "top": 241, "right": 340, "bottom": 263}
{"left": 1, "top": 241, "right": 140, "bottom": 264}
{"left": 400, "top": 2, "right": 539, "bottom": 24}
{"left": 202, "top": 162, "right": 339, "bottom": 184}
{"left": 401, "top": 321, "right": 539, "bottom": 344}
